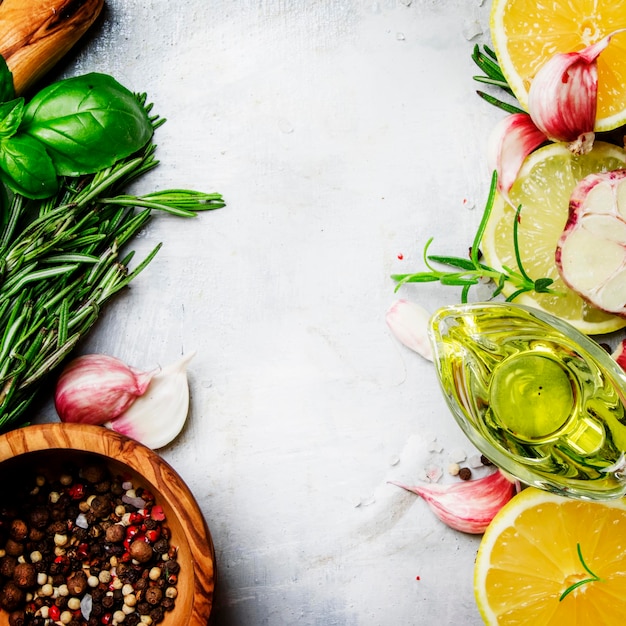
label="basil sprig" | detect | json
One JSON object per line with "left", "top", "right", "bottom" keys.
{"left": 0, "top": 64, "right": 153, "bottom": 199}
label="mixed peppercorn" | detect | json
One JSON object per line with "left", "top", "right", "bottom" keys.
{"left": 0, "top": 458, "right": 179, "bottom": 626}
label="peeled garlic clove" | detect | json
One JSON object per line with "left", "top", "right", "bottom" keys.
{"left": 55, "top": 354, "right": 155, "bottom": 425}
{"left": 386, "top": 299, "right": 433, "bottom": 361}
{"left": 487, "top": 112, "right": 546, "bottom": 193}
{"left": 527, "top": 34, "right": 621, "bottom": 150}
{"left": 107, "top": 352, "right": 196, "bottom": 449}
{"left": 390, "top": 470, "right": 516, "bottom": 534}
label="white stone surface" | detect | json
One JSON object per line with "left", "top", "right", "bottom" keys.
{"left": 37, "top": 1, "right": 504, "bottom": 623}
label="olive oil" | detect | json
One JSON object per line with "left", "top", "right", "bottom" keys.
{"left": 429, "top": 302, "right": 626, "bottom": 499}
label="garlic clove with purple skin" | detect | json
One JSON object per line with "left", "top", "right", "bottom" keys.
{"left": 386, "top": 299, "right": 433, "bottom": 361}
{"left": 107, "top": 351, "right": 196, "bottom": 449}
{"left": 487, "top": 112, "right": 546, "bottom": 194}
{"left": 527, "top": 32, "right": 624, "bottom": 152}
{"left": 389, "top": 469, "right": 516, "bottom": 534}
{"left": 55, "top": 354, "right": 157, "bottom": 425}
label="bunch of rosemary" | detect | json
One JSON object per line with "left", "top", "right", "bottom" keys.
{"left": 0, "top": 98, "right": 224, "bottom": 431}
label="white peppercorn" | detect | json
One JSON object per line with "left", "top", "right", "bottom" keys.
{"left": 40, "top": 583, "right": 53, "bottom": 597}
{"left": 148, "top": 567, "right": 161, "bottom": 581}
{"left": 67, "top": 597, "right": 81, "bottom": 610}
{"left": 30, "top": 550, "right": 42, "bottom": 563}
{"left": 87, "top": 575, "right": 99, "bottom": 588}
{"left": 98, "top": 570, "right": 112, "bottom": 584}
{"left": 113, "top": 609, "right": 126, "bottom": 623}
{"left": 60, "top": 609, "right": 73, "bottom": 624}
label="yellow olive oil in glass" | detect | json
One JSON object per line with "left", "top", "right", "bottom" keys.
{"left": 429, "top": 302, "right": 626, "bottom": 499}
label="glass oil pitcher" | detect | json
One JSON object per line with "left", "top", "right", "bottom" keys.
{"left": 429, "top": 302, "right": 626, "bottom": 500}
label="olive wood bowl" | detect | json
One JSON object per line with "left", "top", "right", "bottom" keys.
{"left": 0, "top": 422, "right": 216, "bottom": 626}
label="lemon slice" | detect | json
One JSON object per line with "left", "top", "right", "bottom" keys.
{"left": 481, "top": 141, "right": 626, "bottom": 335}
{"left": 490, "top": 0, "right": 626, "bottom": 132}
{"left": 475, "top": 487, "right": 626, "bottom": 625}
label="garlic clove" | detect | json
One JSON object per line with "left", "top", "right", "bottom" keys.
{"left": 527, "top": 33, "right": 623, "bottom": 150}
{"left": 386, "top": 299, "right": 433, "bottom": 361}
{"left": 107, "top": 351, "right": 196, "bottom": 449}
{"left": 486, "top": 112, "right": 546, "bottom": 194}
{"left": 55, "top": 354, "right": 156, "bottom": 425}
{"left": 389, "top": 469, "right": 516, "bottom": 534}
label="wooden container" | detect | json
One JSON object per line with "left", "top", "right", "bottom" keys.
{"left": 0, "top": 423, "right": 216, "bottom": 625}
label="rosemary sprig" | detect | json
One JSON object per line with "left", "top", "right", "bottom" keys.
{"left": 559, "top": 543, "right": 602, "bottom": 601}
{"left": 391, "top": 171, "right": 556, "bottom": 303}
{"left": 471, "top": 44, "right": 525, "bottom": 114}
{"left": 0, "top": 109, "right": 225, "bottom": 431}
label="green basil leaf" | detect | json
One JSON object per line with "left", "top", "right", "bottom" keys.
{"left": 0, "top": 98, "right": 24, "bottom": 138}
{"left": 21, "top": 73, "right": 153, "bottom": 176}
{"left": 0, "top": 56, "right": 15, "bottom": 104}
{"left": 0, "top": 135, "right": 58, "bottom": 199}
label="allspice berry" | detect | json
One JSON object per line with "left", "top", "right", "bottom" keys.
{"left": 128, "top": 539, "right": 153, "bottom": 563}
{"left": 105, "top": 523, "right": 125, "bottom": 544}
{"left": 0, "top": 556, "right": 16, "bottom": 579}
{"left": 66, "top": 571, "right": 88, "bottom": 596}
{"left": 144, "top": 586, "right": 162, "bottom": 605}
{"left": 12, "top": 563, "right": 36, "bottom": 589}
{"left": 8, "top": 520, "right": 28, "bottom": 543}
{"left": 0, "top": 581, "right": 24, "bottom": 611}
{"left": 4, "top": 540, "right": 23, "bottom": 558}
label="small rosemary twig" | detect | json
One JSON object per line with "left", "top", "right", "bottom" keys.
{"left": 559, "top": 543, "right": 602, "bottom": 601}
{"left": 471, "top": 44, "right": 525, "bottom": 114}
{"left": 391, "top": 171, "right": 556, "bottom": 303}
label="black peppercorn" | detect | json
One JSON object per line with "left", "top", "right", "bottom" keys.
{"left": 149, "top": 606, "right": 164, "bottom": 623}
{"left": 81, "top": 464, "right": 108, "bottom": 485}
{"left": 90, "top": 495, "right": 112, "bottom": 519}
{"left": 28, "top": 507, "right": 49, "bottom": 530}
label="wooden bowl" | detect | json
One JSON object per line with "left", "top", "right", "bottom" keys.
{"left": 0, "top": 423, "right": 215, "bottom": 625}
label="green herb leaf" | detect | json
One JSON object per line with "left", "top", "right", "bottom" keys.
{"left": 0, "top": 99, "right": 24, "bottom": 138}
{"left": 391, "top": 170, "right": 558, "bottom": 302}
{"left": 0, "top": 56, "right": 14, "bottom": 104}
{"left": 0, "top": 135, "right": 58, "bottom": 199}
{"left": 21, "top": 73, "right": 153, "bottom": 176}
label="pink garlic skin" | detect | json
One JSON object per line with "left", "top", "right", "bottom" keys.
{"left": 386, "top": 299, "right": 433, "bottom": 361}
{"left": 528, "top": 35, "right": 614, "bottom": 147}
{"left": 487, "top": 113, "right": 546, "bottom": 194}
{"left": 612, "top": 340, "right": 626, "bottom": 371}
{"left": 390, "top": 470, "right": 516, "bottom": 534}
{"left": 55, "top": 354, "right": 154, "bottom": 425}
